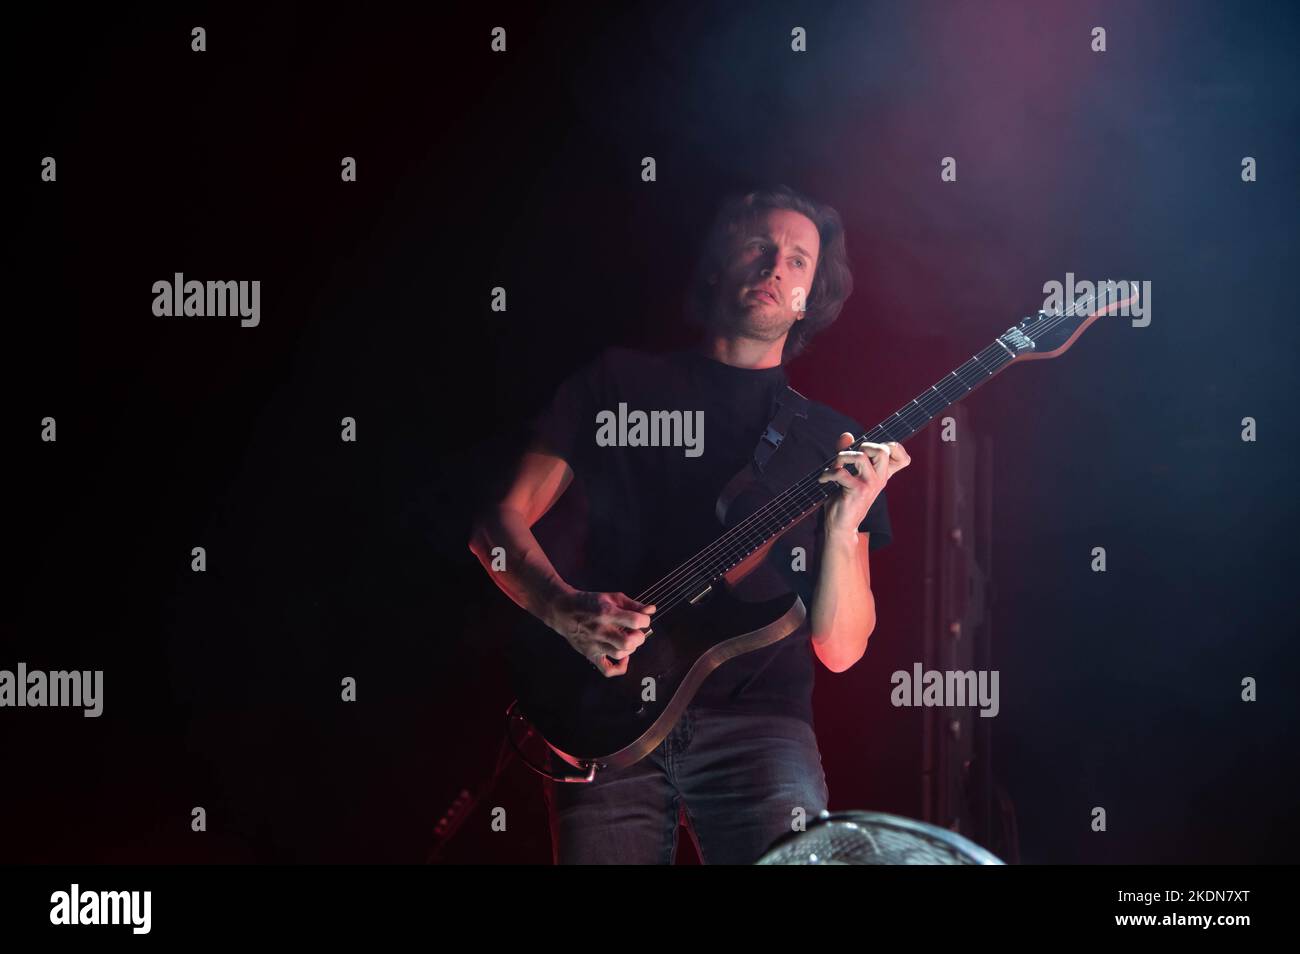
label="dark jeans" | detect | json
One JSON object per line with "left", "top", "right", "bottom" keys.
{"left": 542, "top": 703, "right": 829, "bottom": 864}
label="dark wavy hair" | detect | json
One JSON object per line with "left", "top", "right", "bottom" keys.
{"left": 684, "top": 184, "right": 854, "bottom": 363}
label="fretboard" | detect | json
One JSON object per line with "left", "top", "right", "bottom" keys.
{"left": 634, "top": 337, "right": 1017, "bottom": 615}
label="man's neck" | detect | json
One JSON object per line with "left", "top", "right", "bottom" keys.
{"left": 698, "top": 333, "right": 787, "bottom": 370}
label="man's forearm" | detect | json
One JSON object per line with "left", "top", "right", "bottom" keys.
{"left": 809, "top": 525, "right": 877, "bottom": 672}
{"left": 468, "top": 506, "right": 574, "bottom": 625}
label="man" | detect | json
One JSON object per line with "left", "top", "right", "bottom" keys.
{"left": 469, "top": 184, "right": 911, "bottom": 864}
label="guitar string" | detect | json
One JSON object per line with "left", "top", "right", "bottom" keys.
{"left": 630, "top": 369, "right": 980, "bottom": 618}
{"left": 626, "top": 293, "right": 1110, "bottom": 621}
{"left": 632, "top": 366, "right": 993, "bottom": 617}
{"left": 631, "top": 337, "right": 1015, "bottom": 613}
{"left": 631, "top": 294, "right": 1106, "bottom": 619}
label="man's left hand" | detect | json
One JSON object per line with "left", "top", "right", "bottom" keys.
{"left": 817, "top": 432, "right": 911, "bottom": 537}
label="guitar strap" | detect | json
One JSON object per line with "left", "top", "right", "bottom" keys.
{"left": 715, "top": 384, "right": 811, "bottom": 525}
{"left": 710, "top": 384, "right": 813, "bottom": 704}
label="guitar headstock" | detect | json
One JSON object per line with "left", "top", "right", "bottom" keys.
{"left": 999, "top": 284, "right": 1141, "bottom": 360}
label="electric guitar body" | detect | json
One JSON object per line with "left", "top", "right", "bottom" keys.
{"left": 511, "top": 582, "right": 806, "bottom": 772}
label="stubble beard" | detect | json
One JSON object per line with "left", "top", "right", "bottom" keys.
{"left": 706, "top": 294, "right": 794, "bottom": 343}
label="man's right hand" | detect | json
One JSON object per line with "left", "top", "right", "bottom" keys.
{"left": 543, "top": 589, "right": 657, "bottom": 678}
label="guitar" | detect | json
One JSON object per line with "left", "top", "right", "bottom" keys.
{"left": 508, "top": 290, "right": 1136, "bottom": 779}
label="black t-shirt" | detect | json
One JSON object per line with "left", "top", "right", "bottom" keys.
{"left": 526, "top": 345, "right": 892, "bottom": 728}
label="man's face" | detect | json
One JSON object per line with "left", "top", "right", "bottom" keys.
{"left": 708, "top": 207, "right": 821, "bottom": 342}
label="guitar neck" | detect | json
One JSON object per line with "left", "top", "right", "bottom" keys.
{"left": 858, "top": 338, "right": 1017, "bottom": 445}
{"left": 633, "top": 334, "right": 1019, "bottom": 614}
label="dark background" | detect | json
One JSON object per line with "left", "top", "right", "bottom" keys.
{"left": 7, "top": 1, "right": 1298, "bottom": 863}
